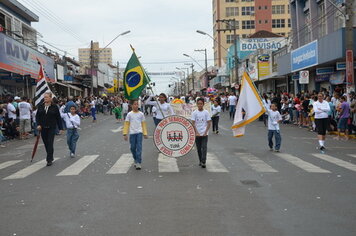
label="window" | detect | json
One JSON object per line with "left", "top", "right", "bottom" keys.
{"left": 226, "top": 35, "right": 234, "bottom": 44}
{"left": 226, "top": 7, "right": 239, "bottom": 17}
{"left": 265, "top": 20, "right": 268, "bottom": 24}
{"left": 242, "top": 6, "right": 255, "bottom": 16}
{"left": 259, "top": 20, "right": 262, "bottom": 24}
{"left": 318, "top": 1, "right": 327, "bottom": 37}
{"left": 272, "top": 5, "right": 285, "bottom": 14}
{"left": 242, "top": 20, "right": 255, "bottom": 29}
{"left": 225, "top": 0, "right": 235, "bottom": 2}
{"left": 272, "top": 19, "right": 285, "bottom": 28}
{"left": 241, "top": 0, "right": 254, "bottom": 2}
{"left": 265, "top": 6, "right": 268, "bottom": 10}
{"left": 226, "top": 20, "right": 239, "bottom": 30}
{"left": 242, "top": 34, "right": 250, "bottom": 38}
{"left": 288, "top": 19, "right": 291, "bottom": 27}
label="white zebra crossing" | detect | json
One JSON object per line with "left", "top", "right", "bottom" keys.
{"left": 3, "top": 158, "right": 59, "bottom": 180}
{"left": 237, "top": 153, "right": 278, "bottom": 173}
{"left": 206, "top": 153, "right": 229, "bottom": 172}
{"left": 158, "top": 153, "right": 179, "bottom": 172}
{"left": 312, "top": 153, "right": 356, "bottom": 172}
{"left": 0, "top": 160, "right": 22, "bottom": 170}
{"left": 111, "top": 126, "right": 123, "bottom": 133}
{"left": 348, "top": 154, "right": 356, "bottom": 159}
{"left": 274, "top": 153, "right": 331, "bottom": 173}
{"left": 107, "top": 154, "right": 134, "bottom": 174}
{"left": 57, "top": 155, "right": 99, "bottom": 176}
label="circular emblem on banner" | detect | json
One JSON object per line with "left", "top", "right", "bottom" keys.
{"left": 154, "top": 115, "right": 196, "bottom": 157}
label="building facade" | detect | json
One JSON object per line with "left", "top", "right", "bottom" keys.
{"left": 78, "top": 42, "right": 112, "bottom": 68}
{"left": 213, "top": 0, "right": 291, "bottom": 67}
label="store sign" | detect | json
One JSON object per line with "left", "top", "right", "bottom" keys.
{"left": 240, "top": 38, "right": 286, "bottom": 52}
{"left": 336, "top": 62, "right": 356, "bottom": 70}
{"left": 292, "top": 74, "right": 300, "bottom": 80}
{"left": 258, "top": 54, "right": 271, "bottom": 77}
{"left": 291, "top": 40, "right": 318, "bottom": 72}
{"left": 329, "top": 71, "right": 345, "bottom": 85}
{"left": 299, "top": 70, "right": 309, "bottom": 84}
{"left": 346, "top": 50, "right": 354, "bottom": 86}
{"left": 315, "top": 74, "right": 330, "bottom": 82}
{"left": 316, "top": 67, "right": 334, "bottom": 75}
{"left": 0, "top": 33, "right": 55, "bottom": 81}
{"left": 154, "top": 116, "right": 196, "bottom": 158}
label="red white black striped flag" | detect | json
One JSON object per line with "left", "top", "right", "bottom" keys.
{"left": 34, "top": 62, "right": 53, "bottom": 106}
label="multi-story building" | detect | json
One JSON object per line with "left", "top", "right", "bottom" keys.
{"left": 78, "top": 42, "right": 112, "bottom": 67}
{"left": 276, "top": 0, "right": 356, "bottom": 94}
{"left": 213, "top": 0, "right": 291, "bottom": 67}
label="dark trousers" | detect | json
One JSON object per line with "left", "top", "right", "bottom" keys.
{"left": 41, "top": 128, "right": 56, "bottom": 162}
{"left": 196, "top": 136, "right": 208, "bottom": 164}
{"left": 212, "top": 116, "right": 219, "bottom": 132}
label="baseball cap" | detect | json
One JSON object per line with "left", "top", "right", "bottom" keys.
{"left": 14, "top": 96, "right": 21, "bottom": 100}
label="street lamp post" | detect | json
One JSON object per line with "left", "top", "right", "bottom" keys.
{"left": 90, "top": 30, "right": 131, "bottom": 95}
{"left": 184, "top": 63, "right": 194, "bottom": 91}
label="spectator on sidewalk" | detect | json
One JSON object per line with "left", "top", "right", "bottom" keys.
{"left": 18, "top": 97, "right": 32, "bottom": 139}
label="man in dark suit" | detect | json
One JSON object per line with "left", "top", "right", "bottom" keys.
{"left": 36, "top": 92, "right": 63, "bottom": 166}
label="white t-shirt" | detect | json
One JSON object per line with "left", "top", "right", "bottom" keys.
{"left": 211, "top": 105, "right": 221, "bottom": 117}
{"left": 90, "top": 101, "right": 96, "bottom": 109}
{"left": 267, "top": 110, "right": 282, "bottom": 130}
{"left": 191, "top": 109, "right": 211, "bottom": 136}
{"left": 122, "top": 103, "right": 129, "bottom": 113}
{"left": 228, "top": 96, "right": 237, "bottom": 106}
{"left": 221, "top": 97, "right": 227, "bottom": 103}
{"left": 7, "top": 103, "right": 17, "bottom": 119}
{"left": 146, "top": 100, "right": 174, "bottom": 119}
{"left": 152, "top": 106, "right": 157, "bottom": 118}
{"left": 313, "top": 101, "right": 330, "bottom": 119}
{"left": 125, "top": 111, "right": 146, "bottom": 134}
{"left": 18, "top": 101, "right": 32, "bottom": 120}
{"left": 61, "top": 113, "right": 81, "bottom": 129}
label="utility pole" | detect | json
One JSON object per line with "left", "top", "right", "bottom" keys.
{"left": 116, "top": 61, "right": 120, "bottom": 95}
{"left": 217, "top": 19, "right": 239, "bottom": 87}
{"left": 90, "top": 40, "right": 94, "bottom": 96}
{"left": 195, "top": 49, "right": 208, "bottom": 87}
{"left": 345, "top": 0, "right": 354, "bottom": 92}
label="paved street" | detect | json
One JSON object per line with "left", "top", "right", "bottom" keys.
{"left": 0, "top": 112, "right": 355, "bottom": 236}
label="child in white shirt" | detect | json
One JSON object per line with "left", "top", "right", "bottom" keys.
{"left": 60, "top": 105, "right": 80, "bottom": 157}
{"left": 191, "top": 98, "right": 212, "bottom": 168}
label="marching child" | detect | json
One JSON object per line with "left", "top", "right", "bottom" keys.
{"left": 211, "top": 99, "right": 221, "bottom": 134}
{"left": 264, "top": 102, "right": 282, "bottom": 152}
{"left": 112, "top": 104, "right": 123, "bottom": 122}
{"left": 308, "top": 104, "right": 315, "bottom": 131}
{"left": 123, "top": 99, "right": 148, "bottom": 170}
{"left": 122, "top": 100, "right": 129, "bottom": 120}
{"left": 191, "top": 98, "right": 211, "bottom": 168}
{"left": 61, "top": 105, "right": 80, "bottom": 157}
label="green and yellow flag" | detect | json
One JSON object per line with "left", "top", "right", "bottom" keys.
{"left": 123, "top": 47, "right": 150, "bottom": 100}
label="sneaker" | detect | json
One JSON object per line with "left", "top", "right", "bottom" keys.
{"left": 70, "top": 153, "right": 75, "bottom": 158}
{"left": 320, "top": 146, "right": 325, "bottom": 151}
{"left": 0, "top": 144, "right": 5, "bottom": 148}
{"left": 199, "top": 162, "right": 202, "bottom": 166}
{"left": 274, "top": 149, "right": 280, "bottom": 152}
{"left": 46, "top": 161, "right": 53, "bottom": 166}
{"left": 201, "top": 163, "right": 206, "bottom": 168}
{"left": 136, "top": 163, "right": 141, "bottom": 170}
{"left": 216, "top": 130, "right": 219, "bottom": 134}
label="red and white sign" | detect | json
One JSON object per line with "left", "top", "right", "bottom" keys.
{"left": 346, "top": 50, "right": 354, "bottom": 87}
{"left": 154, "top": 115, "right": 196, "bottom": 157}
{"left": 299, "top": 70, "right": 309, "bottom": 84}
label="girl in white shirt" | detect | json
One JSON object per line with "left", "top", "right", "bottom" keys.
{"left": 146, "top": 93, "right": 174, "bottom": 126}
{"left": 211, "top": 100, "right": 221, "bottom": 134}
{"left": 61, "top": 105, "right": 81, "bottom": 157}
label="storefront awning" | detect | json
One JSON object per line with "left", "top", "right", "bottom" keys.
{"left": 67, "top": 84, "right": 83, "bottom": 91}
{"left": 55, "top": 82, "right": 69, "bottom": 87}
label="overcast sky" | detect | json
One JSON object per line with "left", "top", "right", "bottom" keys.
{"left": 18, "top": 0, "right": 214, "bottom": 94}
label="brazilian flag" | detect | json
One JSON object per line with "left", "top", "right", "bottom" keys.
{"left": 123, "top": 49, "right": 150, "bottom": 100}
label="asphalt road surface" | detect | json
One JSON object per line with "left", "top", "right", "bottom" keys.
{"left": 0, "top": 112, "right": 355, "bottom": 236}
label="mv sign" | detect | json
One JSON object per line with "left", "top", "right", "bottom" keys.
{"left": 291, "top": 40, "right": 318, "bottom": 72}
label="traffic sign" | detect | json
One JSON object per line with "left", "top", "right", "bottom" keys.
{"left": 299, "top": 70, "right": 309, "bottom": 84}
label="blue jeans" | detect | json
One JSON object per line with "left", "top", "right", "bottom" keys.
{"left": 229, "top": 105, "right": 236, "bottom": 119}
{"left": 268, "top": 130, "right": 281, "bottom": 151}
{"left": 130, "top": 133, "right": 143, "bottom": 164}
{"left": 91, "top": 107, "right": 96, "bottom": 120}
{"left": 67, "top": 128, "right": 79, "bottom": 154}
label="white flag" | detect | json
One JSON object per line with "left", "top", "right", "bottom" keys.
{"left": 232, "top": 72, "right": 266, "bottom": 137}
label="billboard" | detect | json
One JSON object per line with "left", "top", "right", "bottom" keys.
{"left": 239, "top": 38, "right": 287, "bottom": 52}
{"left": 291, "top": 40, "right": 318, "bottom": 72}
{"left": 258, "top": 54, "right": 271, "bottom": 78}
{"left": 0, "top": 33, "right": 55, "bottom": 81}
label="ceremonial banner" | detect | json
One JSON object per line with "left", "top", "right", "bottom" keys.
{"left": 170, "top": 102, "right": 212, "bottom": 119}
{"left": 232, "top": 72, "right": 266, "bottom": 137}
{"left": 34, "top": 62, "right": 53, "bottom": 106}
{"left": 123, "top": 47, "right": 150, "bottom": 100}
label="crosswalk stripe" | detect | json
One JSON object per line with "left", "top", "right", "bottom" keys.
{"left": 312, "top": 153, "right": 356, "bottom": 172}
{"left": 348, "top": 154, "right": 356, "bottom": 158}
{"left": 274, "top": 153, "right": 331, "bottom": 173}
{"left": 206, "top": 153, "right": 229, "bottom": 172}
{"left": 111, "top": 126, "right": 123, "bottom": 133}
{"left": 106, "top": 154, "right": 134, "bottom": 174}
{"left": 3, "top": 158, "right": 59, "bottom": 180}
{"left": 236, "top": 153, "right": 278, "bottom": 173}
{"left": 158, "top": 153, "right": 179, "bottom": 172}
{"left": 0, "top": 160, "right": 23, "bottom": 170}
{"left": 57, "top": 155, "right": 99, "bottom": 176}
